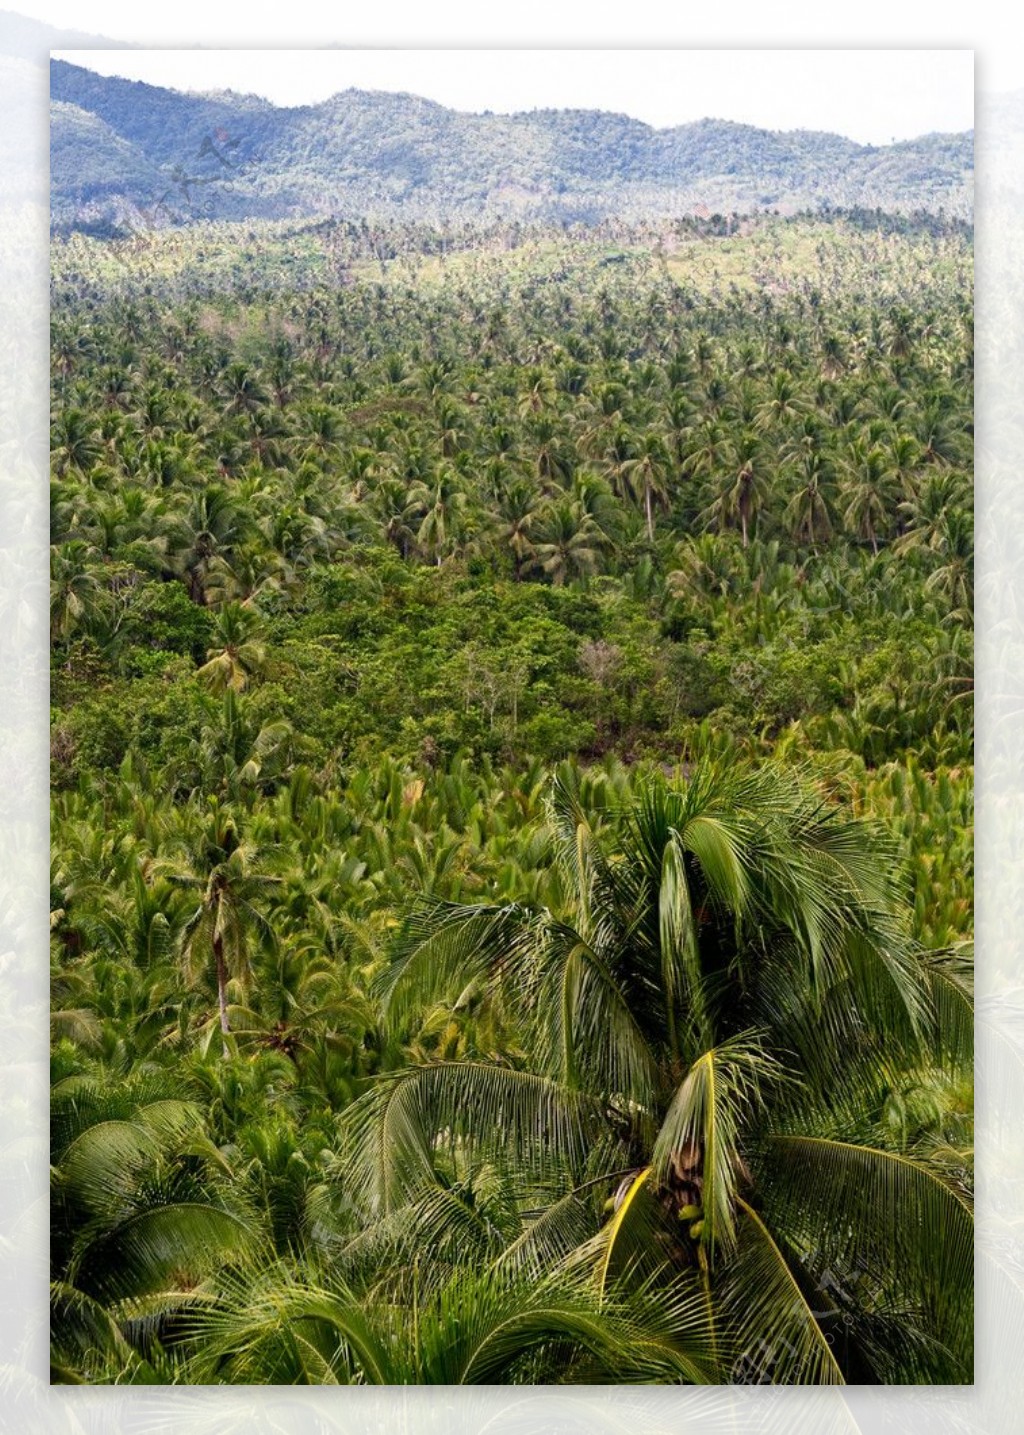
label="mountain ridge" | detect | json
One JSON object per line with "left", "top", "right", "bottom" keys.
{"left": 50, "top": 58, "right": 974, "bottom": 230}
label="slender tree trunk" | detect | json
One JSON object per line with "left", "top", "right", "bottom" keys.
{"left": 214, "top": 934, "right": 230, "bottom": 1041}
{"left": 645, "top": 481, "right": 654, "bottom": 543}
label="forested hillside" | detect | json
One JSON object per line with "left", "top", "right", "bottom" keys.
{"left": 50, "top": 59, "right": 974, "bottom": 230}
{"left": 50, "top": 207, "right": 973, "bottom": 1384}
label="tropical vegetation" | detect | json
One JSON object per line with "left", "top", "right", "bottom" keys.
{"left": 50, "top": 195, "right": 973, "bottom": 1384}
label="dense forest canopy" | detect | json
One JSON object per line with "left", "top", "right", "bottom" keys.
{"left": 50, "top": 194, "right": 973, "bottom": 1385}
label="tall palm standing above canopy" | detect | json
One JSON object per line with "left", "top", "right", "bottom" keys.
{"left": 342, "top": 759, "right": 972, "bottom": 1384}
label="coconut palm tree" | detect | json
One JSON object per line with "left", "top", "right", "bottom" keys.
{"left": 51, "top": 408, "right": 103, "bottom": 478}
{"left": 666, "top": 533, "right": 742, "bottom": 612}
{"left": 923, "top": 510, "right": 973, "bottom": 615}
{"left": 621, "top": 433, "right": 673, "bottom": 543}
{"left": 782, "top": 453, "right": 834, "bottom": 552}
{"left": 495, "top": 477, "right": 542, "bottom": 579}
{"left": 196, "top": 602, "right": 269, "bottom": 695}
{"left": 409, "top": 469, "right": 466, "bottom": 567}
{"left": 341, "top": 760, "right": 972, "bottom": 1384}
{"left": 839, "top": 441, "right": 898, "bottom": 557}
{"left": 158, "top": 801, "right": 279, "bottom": 1048}
{"left": 50, "top": 1072, "right": 257, "bottom": 1383}
{"left": 531, "top": 500, "right": 606, "bottom": 587}
{"left": 178, "top": 1256, "right": 717, "bottom": 1385}
{"left": 700, "top": 435, "right": 769, "bottom": 550}
{"left": 168, "top": 485, "right": 248, "bottom": 606}
{"left": 50, "top": 541, "right": 105, "bottom": 645}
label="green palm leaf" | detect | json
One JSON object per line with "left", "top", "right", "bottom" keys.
{"left": 761, "top": 1135, "right": 973, "bottom": 1379}
{"left": 921, "top": 947, "right": 973, "bottom": 1072}
{"left": 340, "top": 1060, "right": 605, "bottom": 1214}
{"left": 722, "top": 1198, "right": 845, "bottom": 1384}
{"left": 50, "top": 1280, "right": 136, "bottom": 1381}
{"left": 378, "top": 900, "right": 532, "bottom": 1030}
{"left": 536, "top": 920, "right": 658, "bottom": 1104}
{"left": 71, "top": 1201, "right": 258, "bottom": 1303}
{"left": 651, "top": 1033, "right": 781, "bottom": 1257}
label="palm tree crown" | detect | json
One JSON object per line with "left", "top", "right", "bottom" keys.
{"left": 341, "top": 759, "right": 971, "bottom": 1383}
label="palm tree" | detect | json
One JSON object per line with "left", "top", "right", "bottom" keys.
{"left": 196, "top": 602, "right": 269, "bottom": 694}
{"left": 180, "top": 690, "right": 298, "bottom": 803}
{"left": 50, "top": 541, "right": 105, "bottom": 645}
{"left": 158, "top": 802, "right": 279, "bottom": 1048}
{"left": 202, "top": 543, "right": 294, "bottom": 609}
{"left": 914, "top": 392, "right": 969, "bottom": 468}
{"left": 219, "top": 362, "right": 269, "bottom": 419}
{"left": 667, "top": 533, "right": 742, "bottom": 611}
{"left": 531, "top": 501, "right": 606, "bottom": 587}
{"left": 895, "top": 470, "right": 969, "bottom": 555}
{"left": 516, "top": 367, "right": 558, "bottom": 419}
{"left": 754, "top": 371, "right": 809, "bottom": 433}
{"left": 295, "top": 404, "right": 345, "bottom": 467}
{"left": 923, "top": 510, "right": 973, "bottom": 615}
{"left": 839, "top": 441, "right": 898, "bottom": 557}
{"left": 701, "top": 435, "right": 769, "bottom": 550}
{"left": 782, "top": 453, "right": 834, "bottom": 552}
{"left": 178, "top": 1257, "right": 716, "bottom": 1385}
{"left": 529, "top": 415, "right": 573, "bottom": 488}
{"left": 495, "top": 478, "right": 542, "bottom": 579}
{"left": 341, "top": 760, "right": 972, "bottom": 1383}
{"left": 51, "top": 408, "right": 103, "bottom": 478}
{"left": 409, "top": 469, "right": 466, "bottom": 567}
{"left": 169, "top": 485, "right": 247, "bottom": 605}
{"left": 621, "top": 433, "right": 673, "bottom": 543}
{"left": 50, "top": 1073, "right": 256, "bottom": 1383}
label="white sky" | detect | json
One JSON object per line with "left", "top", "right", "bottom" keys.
{"left": 5, "top": 0, "right": 1009, "bottom": 92}
{"left": 48, "top": 48, "right": 974, "bottom": 146}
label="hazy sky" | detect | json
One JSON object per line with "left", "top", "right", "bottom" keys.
{"left": 49, "top": 48, "right": 974, "bottom": 145}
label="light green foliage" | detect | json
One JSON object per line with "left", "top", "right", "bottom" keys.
{"left": 50, "top": 211, "right": 972, "bottom": 1384}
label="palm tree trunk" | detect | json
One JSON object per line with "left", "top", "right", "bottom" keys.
{"left": 645, "top": 481, "right": 654, "bottom": 543}
{"left": 214, "top": 934, "right": 230, "bottom": 1038}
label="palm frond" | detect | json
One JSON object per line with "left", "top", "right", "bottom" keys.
{"left": 721, "top": 1198, "right": 845, "bottom": 1385}
{"left": 181, "top": 1260, "right": 715, "bottom": 1385}
{"left": 921, "top": 947, "right": 974, "bottom": 1072}
{"left": 592, "top": 1166, "right": 658, "bottom": 1298}
{"left": 761, "top": 1135, "right": 973, "bottom": 1379}
{"left": 658, "top": 835, "right": 709, "bottom": 1057}
{"left": 339, "top": 1061, "right": 605, "bottom": 1215}
{"left": 70, "top": 1201, "right": 258, "bottom": 1303}
{"left": 50, "top": 1280, "right": 135, "bottom": 1378}
{"left": 652, "top": 1032, "right": 782, "bottom": 1257}
{"left": 57, "top": 1100, "right": 207, "bottom": 1216}
{"left": 180, "top": 1265, "right": 383, "bottom": 1385}
{"left": 377, "top": 900, "right": 532, "bottom": 1031}
{"left": 535, "top": 920, "right": 658, "bottom": 1104}
{"left": 50, "top": 1008, "right": 103, "bottom": 1051}
{"left": 496, "top": 1181, "right": 607, "bottom": 1279}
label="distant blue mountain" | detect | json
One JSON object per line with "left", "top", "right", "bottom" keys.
{"left": 50, "top": 58, "right": 974, "bottom": 230}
